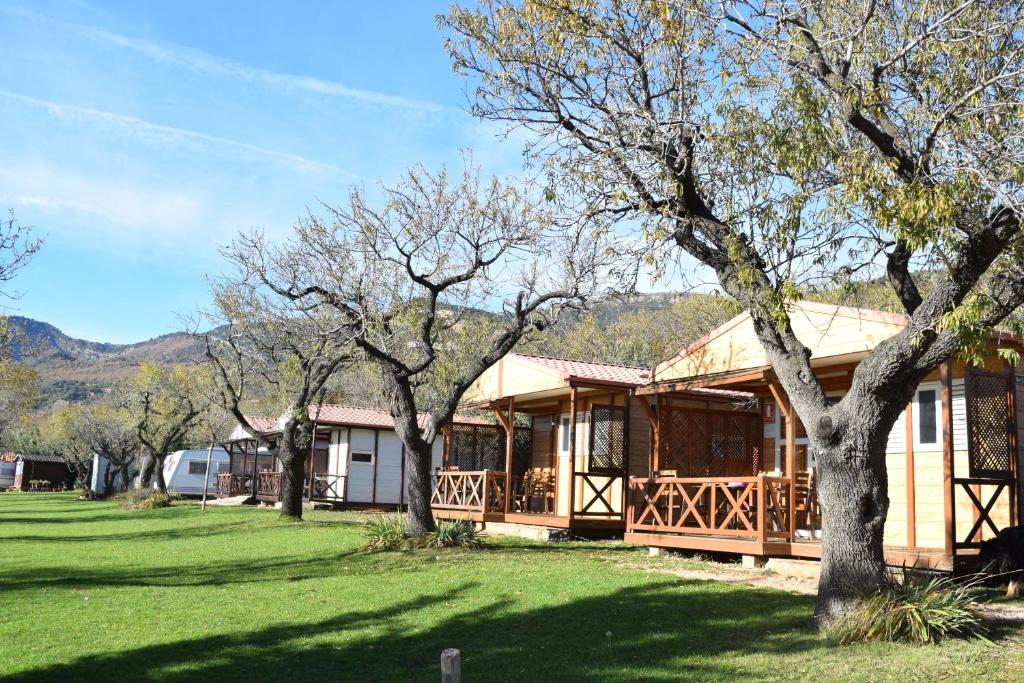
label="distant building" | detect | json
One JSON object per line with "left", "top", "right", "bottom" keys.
{"left": 2, "top": 453, "right": 73, "bottom": 491}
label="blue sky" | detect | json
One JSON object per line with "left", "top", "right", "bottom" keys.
{"left": 0, "top": 0, "right": 537, "bottom": 343}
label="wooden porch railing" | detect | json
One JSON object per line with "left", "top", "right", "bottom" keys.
{"left": 627, "top": 475, "right": 808, "bottom": 541}
{"left": 255, "top": 471, "right": 283, "bottom": 500}
{"left": 573, "top": 471, "right": 626, "bottom": 520}
{"left": 953, "top": 476, "right": 1015, "bottom": 550}
{"left": 431, "top": 470, "right": 507, "bottom": 513}
{"left": 312, "top": 474, "right": 346, "bottom": 501}
{"left": 216, "top": 473, "right": 252, "bottom": 497}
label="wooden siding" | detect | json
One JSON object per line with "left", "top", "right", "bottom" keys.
{"left": 462, "top": 355, "right": 566, "bottom": 404}
{"left": 655, "top": 303, "right": 907, "bottom": 383}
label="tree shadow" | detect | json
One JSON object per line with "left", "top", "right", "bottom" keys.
{"left": 2, "top": 577, "right": 827, "bottom": 682}
{"left": 0, "top": 520, "right": 253, "bottom": 544}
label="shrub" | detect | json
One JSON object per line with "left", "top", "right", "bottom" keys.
{"left": 363, "top": 514, "right": 414, "bottom": 551}
{"left": 425, "top": 519, "right": 485, "bottom": 549}
{"left": 115, "top": 489, "right": 179, "bottom": 510}
{"left": 830, "top": 573, "right": 988, "bottom": 645}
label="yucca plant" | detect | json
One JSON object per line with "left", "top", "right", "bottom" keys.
{"left": 363, "top": 513, "right": 415, "bottom": 551}
{"left": 425, "top": 519, "right": 485, "bottom": 549}
{"left": 830, "top": 572, "right": 988, "bottom": 645}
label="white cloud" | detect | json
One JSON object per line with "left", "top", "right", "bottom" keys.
{"left": 0, "top": 162, "right": 207, "bottom": 239}
{"left": 0, "top": 4, "right": 446, "bottom": 113}
{"left": 0, "top": 89, "right": 356, "bottom": 177}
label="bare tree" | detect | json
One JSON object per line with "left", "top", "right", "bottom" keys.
{"left": 254, "top": 163, "right": 614, "bottom": 535}
{"left": 444, "top": 0, "right": 1024, "bottom": 622}
{"left": 68, "top": 405, "right": 140, "bottom": 495}
{"left": 123, "top": 362, "right": 206, "bottom": 493}
{"left": 199, "top": 253, "right": 358, "bottom": 519}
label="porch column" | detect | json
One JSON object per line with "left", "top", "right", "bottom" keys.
{"left": 941, "top": 360, "right": 955, "bottom": 556}
{"left": 503, "top": 397, "right": 515, "bottom": 514}
{"left": 307, "top": 423, "right": 318, "bottom": 500}
{"left": 785, "top": 396, "right": 796, "bottom": 539}
{"left": 653, "top": 393, "right": 661, "bottom": 472}
{"left": 568, "top": 386, "right": 578, "bottom": 521}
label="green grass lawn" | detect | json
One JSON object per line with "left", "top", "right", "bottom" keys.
{"left": 0, "top": 493, "right": 1021, "bottom": 682}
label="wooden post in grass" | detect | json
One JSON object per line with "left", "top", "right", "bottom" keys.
{"left": 200, "top": 441, "right": 216, "bottom": 511}
{"left": 441, "top": 648, "right": 461, "bottom": 682}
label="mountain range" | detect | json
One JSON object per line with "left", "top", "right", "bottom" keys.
{"left": 9, "top": 317, "right": 205, "bottom": 406}
{"left": 9, "top": 292, "right": 690, "bottom": 409}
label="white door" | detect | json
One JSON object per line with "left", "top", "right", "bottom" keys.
{"left": 374, "top": 432, "right": 404, "bottom": 504}
{"left": 347, "top": 429, "right": 376, "bottom": 503}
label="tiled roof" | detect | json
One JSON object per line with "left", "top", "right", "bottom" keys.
{"left": 243, "top": 416, "right": 278, "bottom": 434}
{"left": 16, "top": 453, "right": 66, "bottom": 464}
{"left": 305, "top": 404, "right": 492, "bottom": 430}
{"left": 511, "top": 354, "right": 650, "bottom": 386}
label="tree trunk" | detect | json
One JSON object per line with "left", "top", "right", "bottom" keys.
{"left": 103, "top": 464, "right": 116, "bottom": 497}
{"left": 118, "top": 464, "right": 131, "bottom": 493}
{"left": 405, "top": 439, "right": 436, "bottom": 537}
{"left": 278, "top": 414, "right": 312, "bottom": 520}
{"left": 137, "top": 452, "right": 156, "bottom": 489}
{"left": 811, "top": 404, "right": 892, "bottom": 625}
{"left": 279, "top": 452, "right": 305, "bottom": 519}
{"left": 154, "top": 455, "right": 168, "bottom": 494}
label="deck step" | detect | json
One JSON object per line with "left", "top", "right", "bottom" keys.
{"left": 482, "top": 522, "right": 572, "bottom": 542}
{"left": 206, "top": 495, "right": 252, "bottom": 507}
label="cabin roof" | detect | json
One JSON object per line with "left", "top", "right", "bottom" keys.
{"left": 15, "top": 453, "right": 66, "bottom": 464}
{"left": 242, "top": 416, "right": 278, "bottom": 434}
{"left": 653, "top": 301, "right": 914, "bottom": 384}
{"left": 513, "top": 354, "right": 650, "bottom": 385}
{"left": 308, "top": 404, "right": 492, "bottom": 429}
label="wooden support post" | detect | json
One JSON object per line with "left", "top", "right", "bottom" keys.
{"left": 503, "top": 397, "right": 515, "bottom": 514}
{"left": 623, "top": 390, "right": 632, "bottom": 475}
{"left": 200, "top": 441, "right": 215, "bottom": 511}
{"left": 568, "top": 386, "right": 578, "bottom": 521}
{"left": 307, "top": 423, "right": 318, "bottom": 501}
{"left": 441, "top": 648, "right": 461, "bottom": 683}
{"left": 371, "top": 429, "right": 380, "bottom": 504}
{"left": 785, "top": 396, "right": 796, "bottom": 541}
{"left": 941, "top": 361, "right": 955, "bottom": 556}
{"left": 757, "top": 475, "right": 767, "bottom": 546}
{"left": 653, "top": 394, "right": 661, "bottom": 472}
{"left": 905, "top": 403, "right": 916, "bottom": 548}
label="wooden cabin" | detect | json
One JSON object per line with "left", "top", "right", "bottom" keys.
{"left": 2, "top": 453, "right": 73, "bottom": 491}
{"left": 629, "top": 301, "right": 1022, "bottom": 571}
{"left": 433, "top": 353, "right": 705, "bottom": 533}
{"left": 218, "top": 405, "right": 486, "bottom": 509}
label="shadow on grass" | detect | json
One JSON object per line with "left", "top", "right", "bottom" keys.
{"left": 3, "top": 577, "right": 822, "bottom": 683}
{"left": 0, "top": 519, "right": 254, "bottom": 544}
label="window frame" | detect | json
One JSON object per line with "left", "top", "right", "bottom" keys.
{"left": 349, "top": 450, "right": 374, "bottom": 465}
{"left": 186, "top": 461, "right": 207, "bottom": 476}
{"left": 912, "top": 383, "right": 942, "bottom": 451}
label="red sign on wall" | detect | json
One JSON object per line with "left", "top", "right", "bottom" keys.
{"left": 761, "top": 401, "right": 776, "bottom": 425}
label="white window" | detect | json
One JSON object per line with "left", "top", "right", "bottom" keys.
{"left": 351, "top": 451, "right": 373, "bottom": 464}
{"left": 913, "top": 384, "right": 942, "bottom": 450}
{"left": 187, "top": 461, "right": 207, "bottom": 476}
{"left": 559, "top": 415, "right": 570, "bottom": 453}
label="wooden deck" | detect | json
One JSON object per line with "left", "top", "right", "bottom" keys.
{"left": 216, "top": 471, "right": 348, "bottom": 506}
{"left": 430, "top": 469, "right": 627, "bottom": 530}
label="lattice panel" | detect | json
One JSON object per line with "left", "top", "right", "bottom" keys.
{"left": 449, "top": 424, "right": 506, "bottom": 471}
{"left": 659, "top": 406, "right": 761, "bottom": 476}
{"left": 965, "top": 369, "right": 1014, "bottom": 477}
{"left": 590, "top": 404, "right": 626, "bottom": 470}
{"left": 659, "top": 407, "right": 690, "bottom": 473}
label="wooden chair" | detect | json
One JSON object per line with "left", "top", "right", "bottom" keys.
{"left": 793, "top": 469, "right": 820, "bottom": 533}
